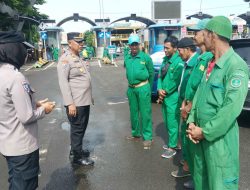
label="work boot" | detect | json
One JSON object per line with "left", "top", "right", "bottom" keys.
{"left": 69, "top": 149, "right": 90, "bottom": 160}
{"left": 72, "top": 151, "right": 94, "bottom": 166}
{"left": 184, "top": 180, "right": 195, "bottom": 189}
{"left": 143, "top": 140, "right": 153, "bottom": 150}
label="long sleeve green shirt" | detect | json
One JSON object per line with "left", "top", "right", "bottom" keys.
{"left": 124, "top": 51, "right": 154, "bottom": 88}
{"left": 157, "top": 52, "right": 184, "bottom": 94}
{"left": 179, "top": 52, "right": 200, "bottom": 100}
{"left": 185, "top": 52, "right": 213, "bottom": 101}
{"left": 187, "top": 47, "right": 249, "bottom": 141}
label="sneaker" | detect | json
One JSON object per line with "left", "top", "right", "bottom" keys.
{"left": 171, "top": 168, "right": 191, "bottom": 178}
{"left": 163, "top": 144, "right": 181, "bottom": 150}
{"left": 143, "top": 140, "right": 153, "bottom": 149}
{"left": 161, "top": 148, "right": 176, "bottom": 159}
{"left": 184, "top": 180, "right": 194, "bottom": 189}
{"left": 126, "top": 136, "right": 141, "bottom": 142}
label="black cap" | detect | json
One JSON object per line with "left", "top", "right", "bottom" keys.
{"left": 177, "top": 37, "right": 195, "bottom": 48}
{"left": 0, "top": 31, "right": 25, "bottom": 44}
{"left": 67, "top": 32, "right": 85, "bottom": 42}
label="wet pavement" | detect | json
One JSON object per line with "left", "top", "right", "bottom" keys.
{"left": 1, "top": 59, "right": 250, "bottom": 190}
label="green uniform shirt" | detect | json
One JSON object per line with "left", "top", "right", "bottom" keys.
{"left": 187, "top": 47, "right": 249, "bottom": 141}
{"left": 157, "top": 52, "right": 184, "bottom": 100}
{"left": 123, "top": 46, "right": 130, "bottom": 59}
{"left": 124, "top": 51, "right": 154, "bottom": 88}
{"left": 185, "top": 52, "right": 213, "bottom": 101}
{"left": 179, "top": 52, "right": 200, "bottom": 100}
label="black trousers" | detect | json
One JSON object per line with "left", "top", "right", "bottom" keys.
{"left": 4, "top": 149, "right": 39, "bottom": 190}
{"left": 66, "top": 105, "right": 90, "bottom": 152}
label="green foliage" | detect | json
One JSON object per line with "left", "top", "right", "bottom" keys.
{"left": 84, "top": 30, "right": 95, "bottom": 47}
{"left": 0, "top": 0, "right": 48, "bottom": 42}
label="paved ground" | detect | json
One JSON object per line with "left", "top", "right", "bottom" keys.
{"left": 1, "top": 58, "right": 250, "bottom": 190}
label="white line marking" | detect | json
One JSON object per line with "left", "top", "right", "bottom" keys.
{"left": 25, "top": 66, "right": 33, "bottom": 71}
{"left": 98, "top": 60, "right": 102, "bottom": 68}
{"left": 42, "top": 62, "right": 55, "bottom": 70}
{"left": 107, "top": 101, "right": 128, "bottom": 105}
{"left": 113, "top": 62, "right": 118, "bottom": 67}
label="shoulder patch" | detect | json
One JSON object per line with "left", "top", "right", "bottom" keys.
{"left": 231, "top": 78, "right": 242, "bottom": 88}
{"left": 199, "top": 65, "right": 205, "bottom": 72}
{"left": 22, "top": 81, "right": 31, "bottom": 93}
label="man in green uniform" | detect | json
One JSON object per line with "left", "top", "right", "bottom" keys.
{"left": 124, "top": 34, "right": 154, "bottom": 149}
{"left": 157, "top": 36, "right": 184, "bottom": 158}
{"left": 171, "top": 37, "right": 199, "bottom": 178}
{"left": 187, "top": 16, "right": 249, "bottom": 190}
{"left": 182, "top": 18, "right": 213, "bottom": 189}
{"left": 123, "top": 44, "right": 130, "bottom": 59}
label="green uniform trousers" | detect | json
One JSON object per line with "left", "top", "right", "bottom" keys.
{"left": 127, "top": 83, "right": 152, "bottom": 140}
{"left": 161, "top": 101, "right": 180, "bottom": 148}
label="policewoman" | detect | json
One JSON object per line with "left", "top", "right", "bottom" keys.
{"left": 0, "top": 31, "right": 55, "bottom": 190}
{"left": 57, "top": 32, "right": 94, "bottom": 166}
{"left": 187, "top": 16, "right": 249, "bottom": 189}
{"left": 124, "top": 34, "right": 154, "bottom": 149}
{"left": 157, "top": 36, "right": 184, "bottom": 159}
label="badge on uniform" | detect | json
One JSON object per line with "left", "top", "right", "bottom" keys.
{"left": 199, "top": 65, "right": 205, "bottom": 72}
{"left": 231, "top": 78, "right": 242, "bottom": 88}
{"left": 79, "top": 67, "right": 84, "bottom": 72}
{"left": 140, "top": 61, "right": 146, "bottom": 65}
{"left": 22, "top": 81, "right": 31, "bottom": 93}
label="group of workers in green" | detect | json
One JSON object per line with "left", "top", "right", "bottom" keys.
{"left": 124, "top": 16, "right": 249, "bottom": 190}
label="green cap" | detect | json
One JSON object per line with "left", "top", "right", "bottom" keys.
{"left": 188, "top": 18, "right": 211, "bottom": 31}
{"left": 205, "top": 16, "right": 232, "bottom": 40}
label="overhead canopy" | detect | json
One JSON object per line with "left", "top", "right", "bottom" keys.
{"left": 186, "top": 12, "right": 213, "bottom": 20}
{"left": 110, "top": 15, "right": 156, "bottom": 27}
{"left": 238, "top": 12, "right": 250, "bottom": 24}
{"left": 56, "top": 14, "right": 96, "bottom": 27}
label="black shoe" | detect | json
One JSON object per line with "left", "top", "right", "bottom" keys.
{"left": 69, "top": 149, "right": 90, "bottom": 160}
{"left": 73, "top": 157, "right": 94, "bottom": 166}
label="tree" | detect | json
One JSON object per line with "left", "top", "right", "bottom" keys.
{"left": 84, "top": 30, "right": 95, "bottom": 47}
{"left": 0, "top": 0, "right": 48, "bottom": 43}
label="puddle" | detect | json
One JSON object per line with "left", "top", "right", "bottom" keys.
{"left": 61, "top": 122, "right": 70, "bottom": 131}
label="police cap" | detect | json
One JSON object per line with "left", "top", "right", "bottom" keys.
{"left": 67, "top": 32, "right": 85, "bottom": 43}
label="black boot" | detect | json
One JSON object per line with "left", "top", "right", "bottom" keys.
{"left": 72, "top": 151, "right": 94, "bottom": 166}
{"left": 69, "top": 149, "right": 90, "bottom": 160}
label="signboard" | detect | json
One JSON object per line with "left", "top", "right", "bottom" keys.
{"left": 152, "top": 0, "right": 181, "bottom": 20}
{"left": 39, "top": 22, "right": 48, "bottom": 30}
{"left": 40, "top": 31, "right": 48, "bottom": 40}
{"left": 98, "top": 32, "right": 111, "bottom": 39}
{"left": 108, "top": 45, "right": 116, "bottom": 54}
{"left": 238, "top": 25, "right": 244, "bottom": 33}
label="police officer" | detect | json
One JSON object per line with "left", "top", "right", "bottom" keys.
{"left": 157, "top": 36, "right": 184, "bottom": 158}
{"left": 0, "top": 31, "right": 55, "bottom": 190}
{"left": 187, "top": 16, "right": 249, "bottom": 189}
{"left": 124, "top": 34, "right": 154, "bottom": 149}
{"left": 183, "top": 18, "right": 213, "bottom": 189}
{"left": 57, "top": 32, "right": 94, "bottom": 166}
{"left": 171, "top": 37, "right": 199, "bottom": 178}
